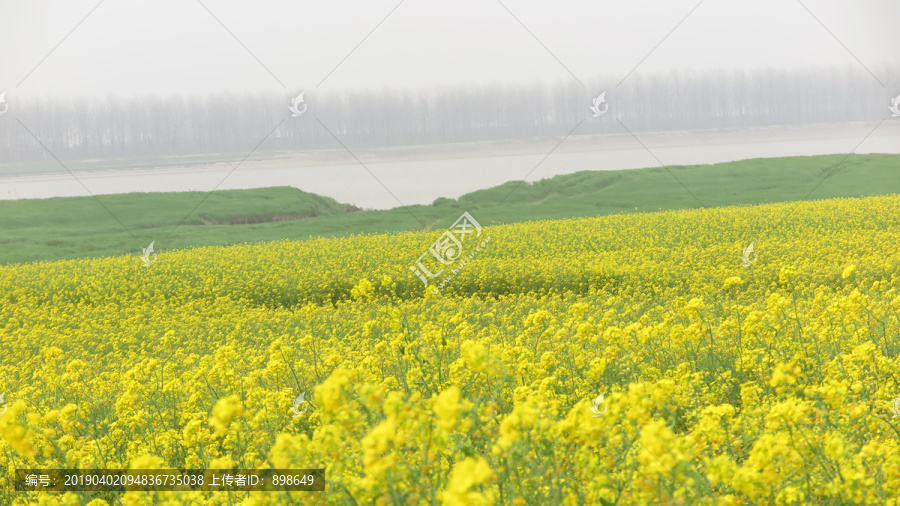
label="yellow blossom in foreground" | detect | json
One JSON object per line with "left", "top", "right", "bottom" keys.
{"left": 439, "top": 456, "right": 495, "bottom": 505}
{"left": 842, "top": 264, "right": 856, "bottom": 279}
{"left": 0, "top": 194, "right": 899, "bottom": 504}
{"left": 209, "top": 394, "right": 244, "bottom": 437}
{"left": 723, "top": 276, "right": 743, "bottom": 290}
{"left": 433, "top": 386, "right": 462, "bottom": 431}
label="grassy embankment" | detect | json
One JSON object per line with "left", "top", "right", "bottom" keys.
{"left": 1, "top": 153, "right": 897, "bottom": 265}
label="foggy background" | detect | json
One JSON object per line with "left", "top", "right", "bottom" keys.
{"left": 1, "top": 66, "right": 897, "bottom": 163}
{"left": 0, "top": 0, "right": 898, "bottom": 205}
{"left": 3, "top": 0, "right": 898, "bottom": 96}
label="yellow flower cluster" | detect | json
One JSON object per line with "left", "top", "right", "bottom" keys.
{"left": 1, "top": 194, "right": 899, "bottom": 504}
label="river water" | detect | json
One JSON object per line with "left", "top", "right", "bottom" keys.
{"left": 1, "top": 122, "right": 898, "bottom": 209}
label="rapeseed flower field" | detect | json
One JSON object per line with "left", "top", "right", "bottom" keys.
{"left": 1, "top": 194, "right": 899, "bottom": 505}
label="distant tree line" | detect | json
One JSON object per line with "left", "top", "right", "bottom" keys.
{"left": 0, "top": 65, "right": 896, "bottom": 163}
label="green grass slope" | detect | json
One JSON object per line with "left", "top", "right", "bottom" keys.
{"left": 0, "top": 153, "right": 897, "bottom": 265}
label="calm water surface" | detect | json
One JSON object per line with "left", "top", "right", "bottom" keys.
{"left": 2, "top": 124, "right": 898, "bottom": 209}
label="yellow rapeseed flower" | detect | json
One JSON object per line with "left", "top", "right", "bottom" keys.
{"left": 439, "top": 456, "right": 495, "bottom": 505}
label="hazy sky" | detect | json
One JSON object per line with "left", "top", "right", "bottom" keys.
{"left": 1, "top": 0, "right": 898, "bottom": 99}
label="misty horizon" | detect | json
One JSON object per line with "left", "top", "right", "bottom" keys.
{"left": 1, "top": 1, "right": 898, "bottom": 207}
{"left": 1, "top": 65, "right": 897, "bottom": 165}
